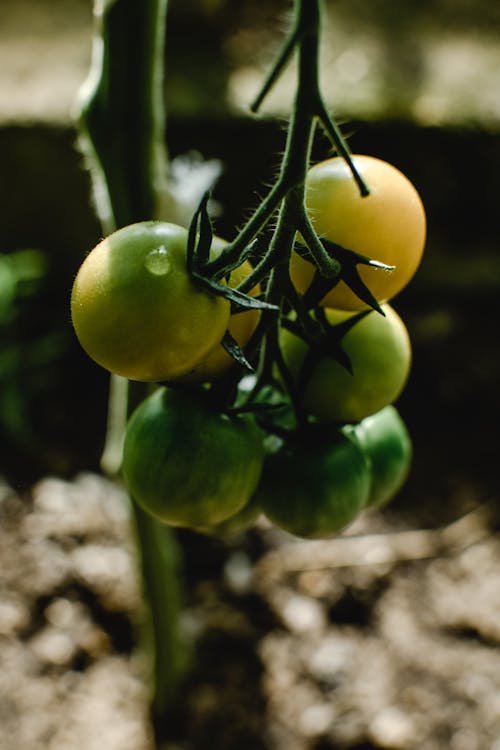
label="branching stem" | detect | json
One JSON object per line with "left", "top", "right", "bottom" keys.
{"left": 204, "top": 0, "right": 372, "bottom": 421}
{"left": 205, "top": 0, "right": 368, "bottom": 296}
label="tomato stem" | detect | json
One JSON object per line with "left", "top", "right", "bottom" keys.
{"left": 76, "top": 0, "right": 189, "bottom": 738}
{"left": 77, "top": 0, "right": 174, "bottom": 230}
{"left": 205, "top": 0, "right": 368, "bottom": 280}
{"left": 250, "top": 24, "right": 302, "bottom": 114}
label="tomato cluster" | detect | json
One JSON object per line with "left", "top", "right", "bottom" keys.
{"left": 71, "top": 154, "right": 425, "bottom": 539}
{"left": 121, "top": 392, "right": 412, "bottom": 538}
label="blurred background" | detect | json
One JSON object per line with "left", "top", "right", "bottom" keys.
{"left": 1, "top": 2, "right": 500, "bottom": 749}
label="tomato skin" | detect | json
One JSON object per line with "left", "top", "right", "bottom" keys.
{"left": 290, "top": 155, "right": 426, "bottom": 311}
{"left": 71, "top": 222, "right": 230, "bottom": 382}
{"left": 122, "top": 387, "right": 264, "bottom": 528}
{"left": 280, "top": 305, "right": 411, "bottom": 424}
{"left": 351, "top": 405, "right": 412, "bottom": 508}
{"left": 257, "top": 427, "right": 371, "bottom": 539}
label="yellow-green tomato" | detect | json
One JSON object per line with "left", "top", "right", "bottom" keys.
{"left": 280, "top": 305, "right": 412, "bottom": 423}
{"left": 122, "top": 387, "right": 264, "bottom": 528}
{"left": 258, "top": 427, "right": 371, "bottom": 539}
{"left": 71, "top": 222, "right": 230, "bottom": 382}
{"left": 290, "top": 155, "right": 426, "bottom": 311}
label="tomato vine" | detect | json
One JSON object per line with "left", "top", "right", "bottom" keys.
{"left": 179, "top": 0, "right": 400, "bottom": 423}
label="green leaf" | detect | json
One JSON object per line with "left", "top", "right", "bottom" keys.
{"left": 280, "top": 316, "right": 319, "bottom": 350}
{"left": 192, "top": 271, "right": 279, "bottom": 312}
{"left": 186, "top": 205, "right": 198, "bottom": 273}
{"left": 187, "top": 191, "right": 213, "bottom": 272}
{"left": 318, "top": 308, "right": 371, "bottom": 374}
{"left": 196, "top": 191, "right": 213, "bottom": 265}
{"left": 304, "top": 239, "right": 394, "bottom": 314}
{"left": 301, "top": 269, "right": 340, "bottom": 309}
{"left": 221, "top": 331, "right": 254, "bottom": 372}
{"left": 339, "top": 264, "right": 386, "bottom": 315}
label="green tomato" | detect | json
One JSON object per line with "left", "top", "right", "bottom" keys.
{"left": 290, "top": 154, "right": 426, "bottom": 311}
{"left": 71, "top": 222, "right": 230, "bottom": 382}
{"left": 257, "top": 426, "right": 371, "bottom": 539}
{"left": 122, "top": 387, "right": 264, "bottom": 527}
{"left": 352, "top": 405, "right": 413, "bottom": 508}
{"left": 280, "top": 305, "right": 412, "bottom": 423}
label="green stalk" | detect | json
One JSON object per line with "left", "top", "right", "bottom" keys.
{"left": 206, "top": 0, "right": 367, "bottom": 283}
{"left": 78, "top": 0, "right": 173, "bottom": 229}
{"left": 76, "top": 0, "right": 187, "bottom": 736}
{"left": 232, "top": 1, "right": 324, "bottom": 395}
{"left": 133, "top": 504, "right": 188, "bottom": 720}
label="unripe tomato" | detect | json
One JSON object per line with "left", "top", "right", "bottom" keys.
{"left": 180, "top": 237, "right": 261, "bottom": 382}
{"left": 258, "top": 427, "right": 371, "bottom": 539}
{"left": 122, "top": 387, "right": 264, "bottom": 528}
{"left": 290, "top": 155, "right": 426, "bottom": 311}
{"left": 352, "top": 405, "right": 413, "bottom": 508}
{"left": 280, "top": 305, "right": 411, "bottom": 423}
{"left": 71, "top": 222, "right": 230, "bottom": 382}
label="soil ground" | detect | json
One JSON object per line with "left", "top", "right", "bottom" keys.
{"left": 2, "top": 460, "right": 500, "bottom": 750}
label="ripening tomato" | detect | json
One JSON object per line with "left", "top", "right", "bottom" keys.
{"left": 71, "top": 222, "right": 230, "bottom": 382}
{"left": 290, "top": 155, "right": 426, "bottom": 311}
{"left": 280, "top": 305, "right": 412, "bottom": 423}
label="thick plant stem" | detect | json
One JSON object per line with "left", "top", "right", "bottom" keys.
{"left": 133, "top": 505, "right": 188, "bottom": 720}
{"left": 76, "top": 0, "right": 187, "bottom": 736}
{"left": 77, "top": 0, "right": 173, "bottom": 229}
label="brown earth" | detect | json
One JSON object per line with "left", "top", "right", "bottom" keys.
{"left": 2, "top": 468, "right": 500, "bottom": 750}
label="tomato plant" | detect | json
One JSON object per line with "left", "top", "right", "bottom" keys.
{"left": 122, "top": 386, "right": 264, "bottom": 527}
{"left": 73, "top": 2, "right": 423, "bottom": 538}
{"left": 75, "top": 0, "right": 426, "bottom": 726}
{"left": 280, "top": 305, "right": 412, "bottom": 423}
{"left": 351, "top": 405, "right": 413, "bottom": 508}
{"left": 258, "top": 426, "right": 371, "bottom": 539}
{"left": 71, "top": 221, "right": 230, "bottom": 382}
{"left": 290, "top": 155, "right": 426, "bottom": 311}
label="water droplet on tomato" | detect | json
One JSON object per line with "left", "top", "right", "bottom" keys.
{"left": 145, "top": 246, "right": 171, "bottom": 276}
